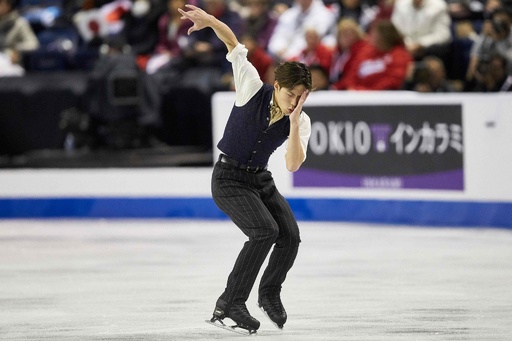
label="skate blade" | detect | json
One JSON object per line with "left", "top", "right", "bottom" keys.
{"left": 205, "top": 318, "right": 257, "bottom": 336}
{"left": 257, "top": 303, "right": 284, "bottom": 330}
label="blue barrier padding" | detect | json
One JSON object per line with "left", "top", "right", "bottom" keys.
{"left": 0, "top": 197, "right": 510, "bottom": 229}
{"left": 287, "top": 198, "right": 512, "bottom": 228}
{"left": 0, "top": 198, "right": 225, "bottom": 220}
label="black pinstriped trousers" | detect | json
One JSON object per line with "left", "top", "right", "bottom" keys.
{"left": 211, "top": 160, "right": 301, "bottom": 309}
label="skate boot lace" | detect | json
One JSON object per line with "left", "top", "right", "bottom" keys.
{"left": 234, "top": 304, "right": 251, "bottom": 317}
{"left": 269, "top": 296, "right": 285, "bottom": 315}
{"left": 259, "top": 295, "right": 287, "bottom": 327}
{"left": 261, "top": 295, "right": 286, "bottom": 315}
{"left": 228, "top": 303, "right": 260, "bottom": 330}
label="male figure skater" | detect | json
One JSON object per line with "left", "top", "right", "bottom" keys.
{"left": 179, "top": 4, "right": 312, "bottom": 334}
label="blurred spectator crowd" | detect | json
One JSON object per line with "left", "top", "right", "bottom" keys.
{"left": 1, "top": 0, "right": 512, "bottom": 150}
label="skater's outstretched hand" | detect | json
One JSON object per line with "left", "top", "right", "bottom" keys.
{"left": 178, "top": 5, "right": 212, "bottom": 36}
{"left": 178, "top": 4, "right": 238, "bottom": 52}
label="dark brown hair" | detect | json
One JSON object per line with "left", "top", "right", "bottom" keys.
{"left": 373, "top": 20, "right": 405, "bottom": 51}
{"left": 274, "top": 61, "right": 312, "bottom": 91}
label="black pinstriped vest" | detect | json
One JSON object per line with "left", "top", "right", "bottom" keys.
{"left": 217, "top": 84, "right": 290, "bottom": 168}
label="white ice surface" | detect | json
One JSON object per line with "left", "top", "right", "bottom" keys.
{"left": 0, "top": 219, "right": 511, "bottom": 340}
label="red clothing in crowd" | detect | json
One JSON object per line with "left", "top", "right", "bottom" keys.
{"left": 330, "top": 39, "right": 370, "bottom": 90}
{"left": 291, "top": 43, "right": 333, "bottom": 74}
{"left": 248, "top": 45, "right": 274, "bottom": 81}
{"left": 335, "top": 43, "right": 412, "bottom": 90}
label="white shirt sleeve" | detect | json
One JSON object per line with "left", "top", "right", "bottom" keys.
{"left": 226, "top": 43, "right": 264, "bottom": 107}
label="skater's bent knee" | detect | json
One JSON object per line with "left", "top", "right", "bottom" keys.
{"left": 252, "top": 225, "right": 279, "bottom": 243}
{"left": 276, "top": 234, "right": 301, "bottom": 248}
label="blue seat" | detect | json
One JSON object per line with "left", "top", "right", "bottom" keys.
{"left": 24, "top": 26, "right": 83, "bottom": 71}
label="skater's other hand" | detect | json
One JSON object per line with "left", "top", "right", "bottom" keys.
{"left": 289, "top": 89, "right": 309, "bottom": 123}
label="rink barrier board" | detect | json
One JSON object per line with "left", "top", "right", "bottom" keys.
{"left": 0, "top": 197, "right": 510, "bottom": 229}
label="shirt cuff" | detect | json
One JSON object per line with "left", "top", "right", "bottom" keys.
{"left": 226, "top": 43, "right": 245, "bottom": 62}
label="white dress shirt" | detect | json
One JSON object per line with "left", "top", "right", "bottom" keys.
{"left": 392, "top": 0, "right": 452, "bottom": 48}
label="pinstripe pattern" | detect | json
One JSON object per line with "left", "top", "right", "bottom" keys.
{"left": 211, "top": 161, "right": 301, "bottom": 309}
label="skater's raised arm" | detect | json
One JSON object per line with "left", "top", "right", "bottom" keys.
{"left": 178, "top": 4, "right": 238, "bottom": 53}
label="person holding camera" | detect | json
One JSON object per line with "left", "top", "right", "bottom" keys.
{"left": 465, "top": 7, "right": 512, "bottom": 89}
{"left": 473, "top": 53, "right": 512, "bottom": 91}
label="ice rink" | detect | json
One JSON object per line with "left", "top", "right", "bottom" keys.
{"left": 1, "top": 219, "right": 511, "bottom": 340}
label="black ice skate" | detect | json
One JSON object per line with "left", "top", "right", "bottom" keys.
{"left": 258, "top": 295, "right": 287, "bottom": 329}
{"left": 205, "top": 302, "right": 260, "bottom": 335}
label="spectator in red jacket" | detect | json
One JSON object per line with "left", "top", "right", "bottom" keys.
{"left": 289, "top": 27, "right": 333, "bottom": 74}
{"left": 335, "top": 20, "right": 413, "bottom": 90}
{"left": 330, "top": 18, "right": 369, "bottom": 89}
{"left": 241, "top": 34, "right": 275, "bottom": 84}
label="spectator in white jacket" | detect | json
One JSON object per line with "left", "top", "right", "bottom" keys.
{"left": 391, "top": 0, "right": 452, "bottom": 61}
{"left": 268, "top": 0, "right": 337, "bottom": 61}
{"left": 0, "top": 0, "right": 39, "bottom": 75}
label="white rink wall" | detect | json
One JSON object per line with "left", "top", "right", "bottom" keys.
{"left": 1, "top": 91, "right": 511, "bottom": 227}
{"left": 213, "top": 91, "right": 512, "bottom": 202}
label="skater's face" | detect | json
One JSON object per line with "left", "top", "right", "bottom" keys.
{"left": 273, "top": 82, "right": 307, "bottom": 115}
